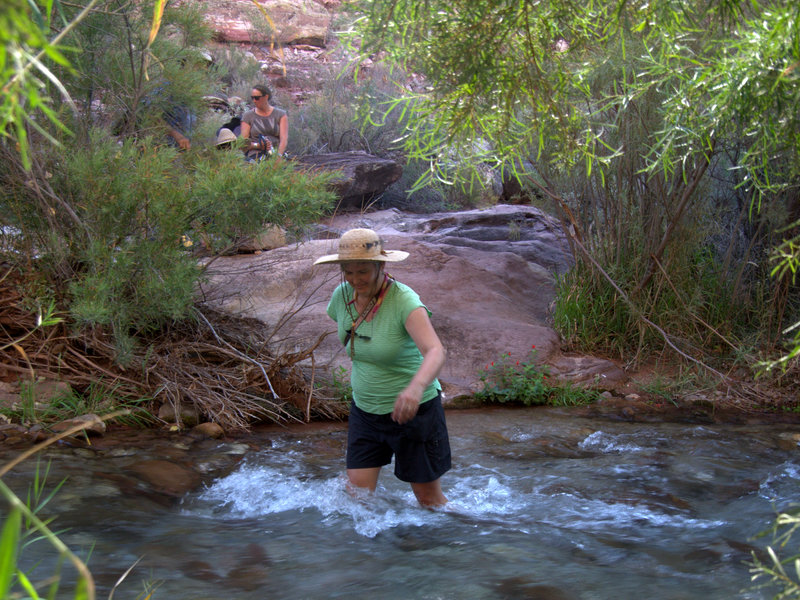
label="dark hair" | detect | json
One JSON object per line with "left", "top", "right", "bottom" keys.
{"left": 252, "top": 84, "right": 272, "bottom": 100}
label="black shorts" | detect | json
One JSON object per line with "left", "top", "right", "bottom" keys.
{"left": 346, "top": 392, "right": 451, "bottom": 483}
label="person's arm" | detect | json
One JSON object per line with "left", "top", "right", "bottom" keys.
{"left": 240, "top": 120, "right": 251, "bottom": 141}
{"left": 277, "top": 114, "right": 288, "bottom": 155}
{"left": 391, "top": 306, "right": 446, "bottom": 424}
{"left": 167, "top": 126, "right": 190, "bottom": 150}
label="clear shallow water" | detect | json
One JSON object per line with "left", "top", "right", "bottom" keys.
{"left": 8, "top": 408, "right": 800, "bottom": 599}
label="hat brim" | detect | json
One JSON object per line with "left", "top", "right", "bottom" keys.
{"left": 313, "top": 250, "right": 409, "bottom": 265}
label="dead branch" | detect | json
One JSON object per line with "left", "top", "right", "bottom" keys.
{"left": 0, "top": 268, "right": 345, "bottom": 430}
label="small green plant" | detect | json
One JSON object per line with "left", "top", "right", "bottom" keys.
{"left": 50, "top": 384, "right": 155, "bottom": 429}
{"left": 330, "top": 366, "right": 353, "bottom": 404}
{"left": 546, "top": 381, "right": 603, "bottom": 407}
{"left": 635, "top": 369, "right": 712, "bottom": 407}
{"left": 1, "top": 380, "right": 154, "bottom": 429}
{"left": 749, "top": 504, "right": 800, "bottom": 597}
{"left": 476, "top": 347, "right": 547, "bottom": 405}
{"left": 475, "top": 346, "right": 598, "bottom": 407}
{"left": 636, "top": 376, "right": 681, "bottom": 406}
{"left": 16, "top": 383, "right": 39, "bottom": 426}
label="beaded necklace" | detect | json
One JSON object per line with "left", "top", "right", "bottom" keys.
{"left": 343, "top": 273, "right": 393, "bottom": 356}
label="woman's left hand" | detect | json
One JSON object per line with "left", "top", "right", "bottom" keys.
{"left": 391, "top": 307, "right": 446, "bottom": 424}
{"left": 392, "top": 384, "right": 423, "bottom": 424}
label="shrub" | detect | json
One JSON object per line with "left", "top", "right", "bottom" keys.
{"left": 475, "top": 346, "right": 598, "bottom": 407}
{"left": 1, "top": 130, "right": 336, "bottom": 365}
{"left": 188, "top": 149, "right": 337, "bottom": 252}
{"left": 550, "top": 216, "right": 778, "bottom": 366}
{"left": 288, "top": 61, "right": 412, "bottom": 157}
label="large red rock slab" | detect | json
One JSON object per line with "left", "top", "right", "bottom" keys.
{"left": 194, "top": 0, "right": 331, "bottom": 46}
{"left": 199, "top": 229, "right": 625, "bottom": 400}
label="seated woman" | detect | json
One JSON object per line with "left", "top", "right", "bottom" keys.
{"left": 240, "top": 84, "right": 288, "bottom": 160}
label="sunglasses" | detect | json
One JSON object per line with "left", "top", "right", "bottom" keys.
{"left": 343, "top": 328, "right": 370, "bottom": 346}
{"left": 251, "top": 94, "right": 264, "bottom": 100}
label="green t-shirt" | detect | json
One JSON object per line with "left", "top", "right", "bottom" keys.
{"left": 326, "top": 280, "right": 440, "bottom": 414}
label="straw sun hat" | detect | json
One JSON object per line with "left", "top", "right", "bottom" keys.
{"left": 215, "top": 128, "right": 237, "bottom": 146}
{"left": 314, "top": 228, "right": 409, "bottom": 265}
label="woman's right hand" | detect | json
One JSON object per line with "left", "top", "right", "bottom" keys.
{"left": 249, "top": 136, "right": 272, "bottom": 153}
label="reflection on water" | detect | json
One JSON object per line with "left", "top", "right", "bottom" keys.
{"left": 9, "top": 408, "right": 800, "bottom": 599}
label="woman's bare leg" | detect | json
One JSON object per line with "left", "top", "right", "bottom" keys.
{"left": 410, "top": 479, "right": 447, "bottom": 507}
{"left": 347, "top": 467, "right": 381, "bottom": 493}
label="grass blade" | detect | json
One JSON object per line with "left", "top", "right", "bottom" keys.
{"left": 0, "top": 507, "right": 22, "bottom": 596}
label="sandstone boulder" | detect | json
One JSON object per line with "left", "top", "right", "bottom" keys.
{"left": 293, "top": 151, "right": 403, "bottom": 209}
{"left": 158, "top": 401, "right": 200, "bottom": 428}
{"left": 337, "top": 204, "right": 574, "bottom": 275}
{"left": 199, "top": 205, "right": 627, "bottom": 400}
{"left": 235, "top": 224, "right": 288, "bottom": 253}
{"left": 197, "top": 0, "right": 331, "bottom": 47}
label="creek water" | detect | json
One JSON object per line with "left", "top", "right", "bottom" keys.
{"left": 7, "top": 407, "right": 800, "bottom": 599}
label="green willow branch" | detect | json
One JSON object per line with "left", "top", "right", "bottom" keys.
{"left": 2, "top": 0, "right": 102, "bottom": 95}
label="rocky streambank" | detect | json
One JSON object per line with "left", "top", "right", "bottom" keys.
{"left": 3, "top": 202, "right": 793, "bottom": 448}
{"left": 199, "top": 204, "right": 796, "bottom": 421}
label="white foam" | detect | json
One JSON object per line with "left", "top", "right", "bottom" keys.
{"left": 192, "top": 456, "right": 730, "bottom": 540}
{"left": 195, "top": 463, "right": 440, "bottom": 538}
{"left": 578, "top": 431, "right": 645, "bottom": 453}
{"left": 759, "top": 460, "right": 800, "bottom": 503}
{"left": 195, "top": 461, "right": 535, "bottom": 537}
{"left": 550, "top": 496, "right": 726, "bottom": 532}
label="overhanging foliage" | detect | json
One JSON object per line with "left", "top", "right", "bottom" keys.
{"left": 346, "top": 0, "right": 800, "bottom": 368}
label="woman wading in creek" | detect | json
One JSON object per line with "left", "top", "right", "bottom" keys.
{"left": 314, "top": 229, "right": 451, "bottom": 507}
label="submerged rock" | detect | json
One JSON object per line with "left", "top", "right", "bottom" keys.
{"left": 128, "top": 459, "right": 203, "bottom": 497}
{"left": 192, "top": 422, "right": 225, "bottom": 439}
